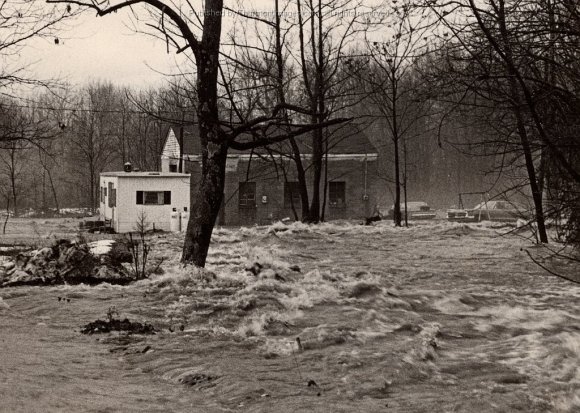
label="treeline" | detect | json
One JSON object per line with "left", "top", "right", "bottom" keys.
{"left": 0, "top": 81, "right": 195, "bottom": 214}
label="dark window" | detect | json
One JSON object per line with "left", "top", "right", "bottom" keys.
{"left": 136, "top": 191, "right": 171, "bottom": 205}
{"left": 328, "top": 181, "right": 346, "bottom": 207}
{"left": 108, "top": 183, "right": 116, "bottom": 207}
{"left": 169, "top": 164, "right": 177, "bottom": 172}
{"left": 238, "top": 182, "right": 256, "bottom": 208}
{"left": 100, "top": 187, "right": 104, "bottom": 203}
{"left": 284, "top": 182, "right": 301, "bottom": 208}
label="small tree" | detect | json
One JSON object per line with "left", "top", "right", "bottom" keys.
{"left": 128, "top": 210, "right": 150, "bottom": 280}
{"left": 349, "top": 0, "right": 432, "bottom": 226}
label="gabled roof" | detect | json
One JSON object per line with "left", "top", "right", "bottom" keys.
{"left": 160, "top": 125, "right": 200, "bottom": 158}
{"left": 161, "top": 128, "right": 180, "bottom": 159}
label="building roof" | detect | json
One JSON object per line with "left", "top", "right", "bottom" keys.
{"left": 162, "top": 121, "right": 377, "bottom": 159}
{"left": 159, "top": 123, "right": 199, "bottom": 155}
{"left": 101, "top": 171, "right": 190, "bottom": 178}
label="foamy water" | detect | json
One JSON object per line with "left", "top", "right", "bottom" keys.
{"left": 1, "top": 220, "right": 579, "bottom": 412}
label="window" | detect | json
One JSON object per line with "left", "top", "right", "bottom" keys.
{"left": 169, "top": 164, "right": 177, "bottom": 172}
{"left": 100, "top": 187, "right": 104, "bottom": 203}
{"left": 328, "top": 181, "right": 346, "bottom": 207}
{"left": 238, "top": 182, "right": 256, "bottom": 208}
{"left": 284, "top": 182, "right": 301, "bottom": 208}
{"left": 136, "top": 191, "right": 171, "bottom": 205}
{"left": 108, "top": 183, "right": 116, "bottom": 207}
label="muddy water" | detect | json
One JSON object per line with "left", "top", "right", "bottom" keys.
{"left": 1, "top": 221, "right": 579, "bottom": 412}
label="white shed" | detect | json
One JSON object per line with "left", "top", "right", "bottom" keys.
{"left": 99, "top": 171, "right": 190, "bottom": 233}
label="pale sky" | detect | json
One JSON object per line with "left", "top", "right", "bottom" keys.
{"left": 21, "top": 1, "right": 273, "bottom": 89}
{"left": 19, "top": 1, "right": 383, "bottom": 90}
{"left": 23, "top": 12, "right": 181, "bottom": 89}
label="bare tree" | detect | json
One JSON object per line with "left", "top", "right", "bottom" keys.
{"left": 223, "top": 0, "right": 377, "bottom": 223}
{"left": 422, "top": 0, "right": 580, "bottom": 243}
{"left": 66, "top": 82, "right": 118, "bottom": 211}
{"left": 348, "top": 0, "right": 431, "bottom": 226}
{"left": 0, "top": 99, "right": 62, "bottom": 214}
{"left": 0, "top": 139, "right": 30, "bottom": 217}
{"left": 47, "top": 0, "right": 347, "bottom": 267}
{"left": 1, "top": 0, "right": 73, "bottom": 94}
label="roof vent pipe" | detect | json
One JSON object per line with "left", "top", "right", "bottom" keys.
{"left": 124, "top": 162, "right": 132, "bottom": 173}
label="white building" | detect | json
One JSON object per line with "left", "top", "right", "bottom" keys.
{"left": 99, "top": 170, "right": 190, "bottom": 233}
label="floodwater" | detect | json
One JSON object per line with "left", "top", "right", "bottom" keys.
{"left": 1, "top": 220, "right": 579, "bottom": 412}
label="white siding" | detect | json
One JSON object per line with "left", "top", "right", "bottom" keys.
{"left": 115, "top": 175, "right": 190, "bottom": 233}
{"left": 160, "top": 128, "right": 180, "bottom": 172}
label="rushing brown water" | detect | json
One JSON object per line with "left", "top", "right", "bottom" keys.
{"left": 1, "top": 220, "right": 579, "bottom": 412}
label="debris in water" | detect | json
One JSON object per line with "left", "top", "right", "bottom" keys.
{"left": 178, "top": 373, "right": 217, "bottom": 389}
{"left": 296, "top": 337, "right": 304, "bottom": 351}
{"left": 80, "top": 318, "right": 156, "bottom": 335}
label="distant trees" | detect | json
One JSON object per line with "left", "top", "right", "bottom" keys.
{"left": 0, "top": 99, "right": 62, "bottom": 215}
{"left": 348, "top": 0, "right": 432, "bottom": 226}
{"left": 0, "top": 140, "right": 30, "bottom": 217}
{"left": 0, "top": 81, "right": 199, "bottom": 213}
{"left": 66, "top": 82, "right": 119, "bottom": 211}
{"left": 422, "top": 0, "right": 580, "bottom": 244}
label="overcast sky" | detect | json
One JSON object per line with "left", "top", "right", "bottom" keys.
{"left": 22, "top": 12, "right": 180, "bottom": 89}
{"left": 19, "top": 1, "right": 383, "bottom": 91}
{"left": 21, "top": 1, "right": 272, "bottom": 90}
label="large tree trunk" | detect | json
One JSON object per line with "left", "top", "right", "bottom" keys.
{"left": 286, "top": 139, "right": 311, "bottom": 221}
{"left": 181, "top": 0, "right": 224, "bottom": 267}
{"left": 306, "top": 0, "right": 325, "bottom": 224}
{"left": 181, "top": 141, "right": 228, "bottom": 267}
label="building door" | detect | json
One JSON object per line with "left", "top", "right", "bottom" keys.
{"left": 238, "top": 182, "right": 257, "bottom": 224}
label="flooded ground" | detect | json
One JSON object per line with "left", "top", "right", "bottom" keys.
{"left": 1, "top": 219, "right": 579, "bottom": 412}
